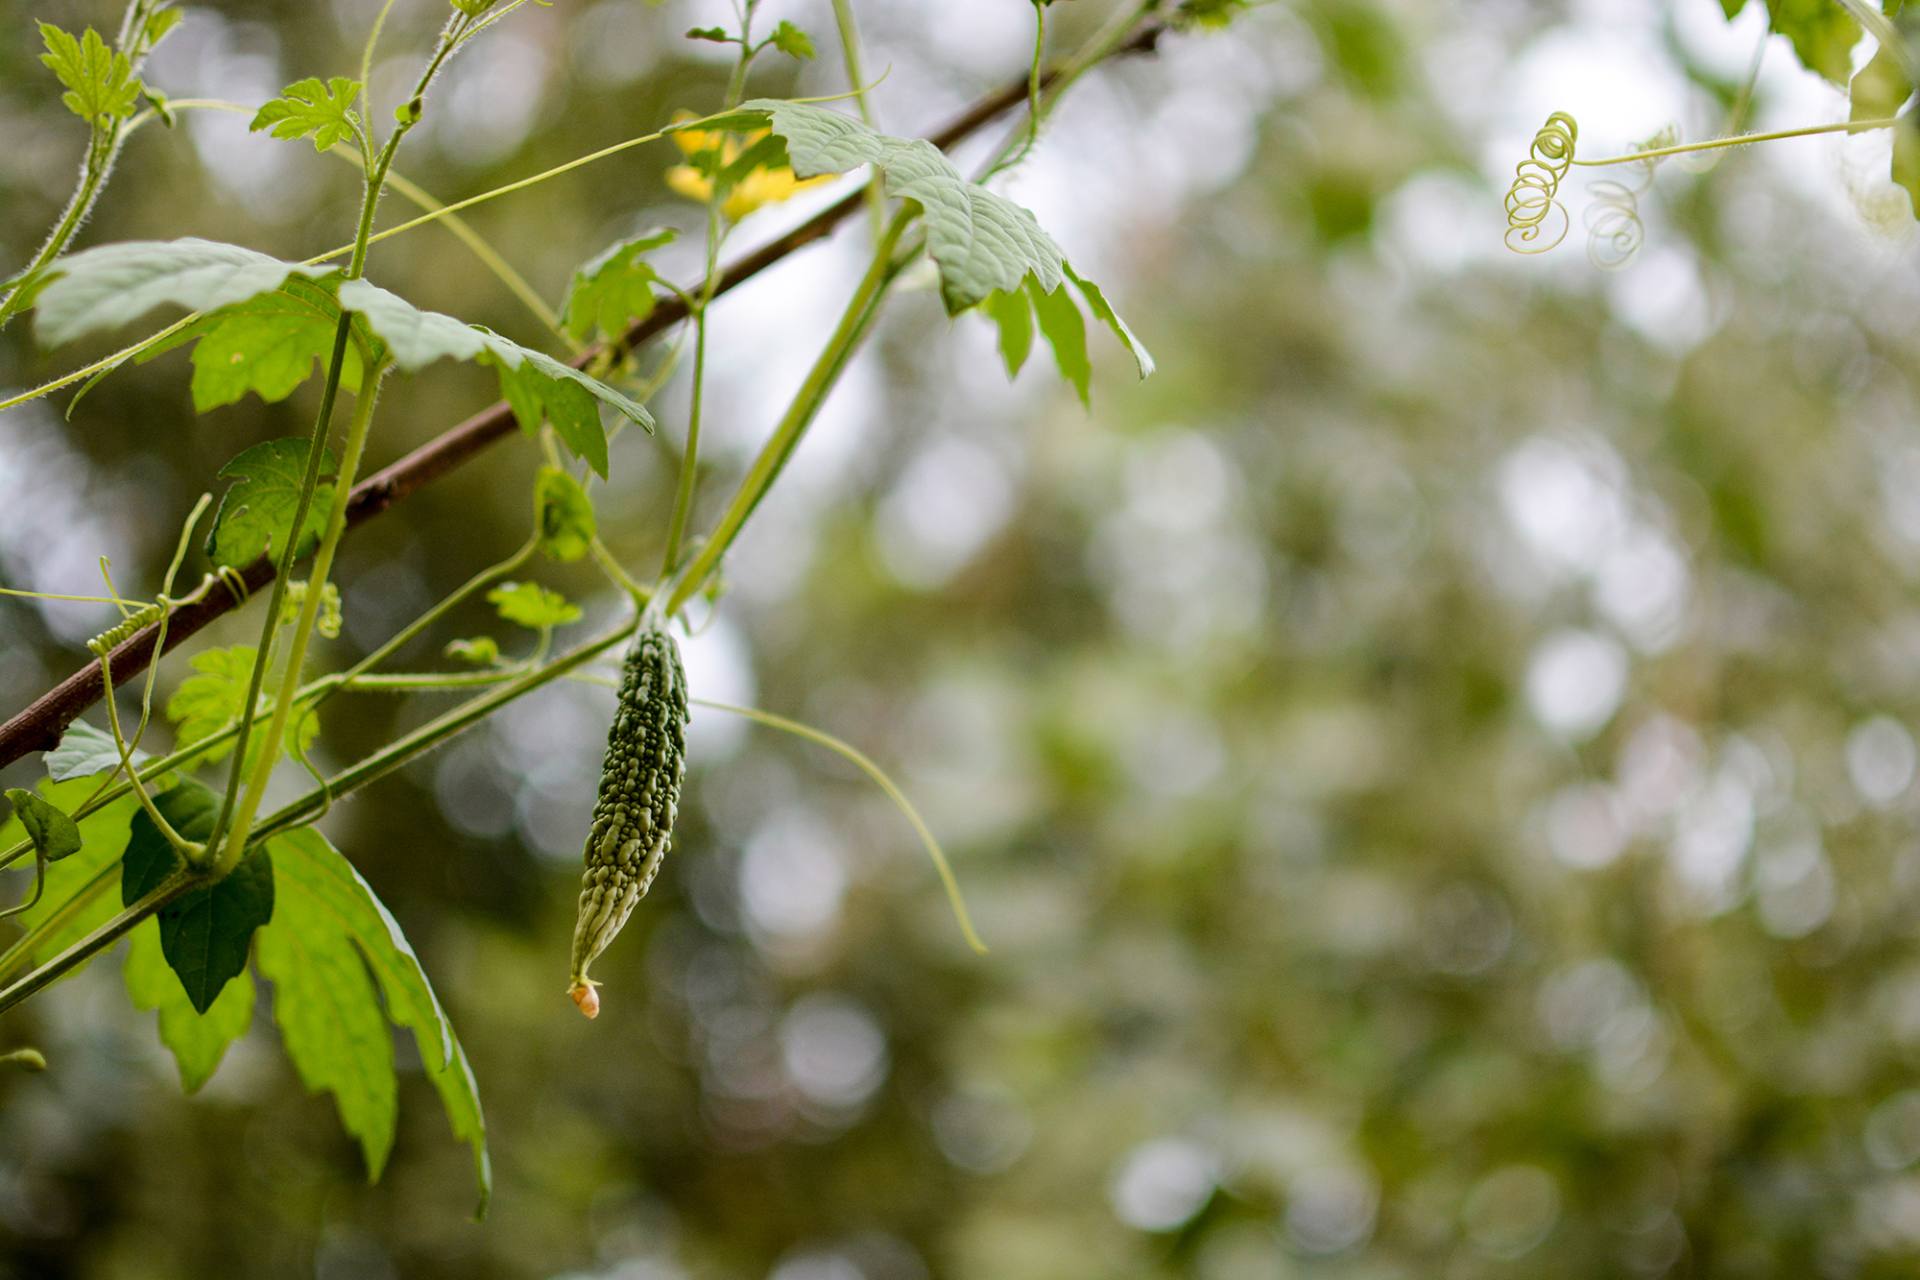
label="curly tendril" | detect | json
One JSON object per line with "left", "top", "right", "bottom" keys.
{"left": 1504, "top": 112, "right": 1579, "bottom": 254}
{"left": 87, "top": 603, "right": 166, "bottom": 657}
{"left": 1583, "top": 125, "right": 1674, "bottom": 271}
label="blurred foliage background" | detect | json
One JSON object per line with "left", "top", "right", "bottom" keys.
{"left": 7, "top": 0, "right": 1920, "bottom": 1276}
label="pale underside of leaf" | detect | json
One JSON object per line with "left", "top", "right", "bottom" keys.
{"left": 35, "top": 239, "right": 337, "bottom": 348}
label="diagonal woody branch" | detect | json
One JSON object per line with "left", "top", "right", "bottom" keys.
{"left": 0, "top": 24, "right": 1164, "bottom": 770}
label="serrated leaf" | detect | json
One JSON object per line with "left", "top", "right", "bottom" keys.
{"left": 258, "top": 828, "right": 490, "bottom": 1210}
{"left": 34, "top": 239, "right": 337, "bottom": 348}
{"left": 1029, "top": 278, "right": 1091, "bottom": 406}
{"left": 561, "top": 229, "right": 675, "bottom": 344}
{"left": 124, "top": 919, "right": 254, "bottom": 1092}
{"left": 205, "top": 439, "right": 338, "bottom": 569}
{"left": 337, "top": 279, "right": 652, "bottom": 477}
{"left": 39, "top": 23, "right": 142, "bottom": 126}
{"left": 250, "top": 77, "right": 364, "bottom": 153}
{"left": 1066, "top": 264, "right": 1154, "bottom": 380}
{"left": 487, "top": 581, "right": 581, "bottom": 629}
{"left": 45, "top": 719, "right": 148, "bottom": 782}
{"left": 535, "top": 466, "right": 596, "bottom": 562}
{"left": 769, "top": 20, "right": 817, "bottom": 60}
{"left": 444, "top": 636, "right": 501, "bottom": 665}
{"left": 982, "top": 288, "right": 1034, "bottom": 378}
{"left": 721, "top": 99, "right": 1065, "bottom": 312}
{"left": 138, "top": 281, "right": 371, "bottom": 412}
{"left": 165, "top": 644, "right": 320, "bottom": 767}
{"left": 5, "top": 789, "right": 82, "bottom": 864}
{"left": 120, "top": 781, "right": 274, "bottom": 1015}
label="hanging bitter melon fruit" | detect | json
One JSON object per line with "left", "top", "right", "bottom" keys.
{"left": 568, "top": 621, "right": 688, "bottom": 1018}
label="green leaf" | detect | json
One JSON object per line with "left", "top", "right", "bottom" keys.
{"left": 45, "top": 718, "right": 148, "bottom": 782}
{"left": 121, "top": 781, "right": 274, "bottom": 1015}
{"left": 982, "top": 288, "right": 1034, "bottom": 379}
{"left": 444, "top": 636, "right": 501, "bottom": 665}
{"left": 143, "top": 7, "right": 185, "bottom": 48}
{"left": 535, "top": 466, "right": 596, "bottom": 562}
{"left": 1029, "top": 279, "right": 1091, "bottom": 406}
{"left": 722, "top": 99, "right": 1066, "bottom": 312}
{"left": 1066, "top": 264, "right": 1154, "bottom": 380}
{"left": 769, "top": 20, "right": 817, "bottom": 60}
{"left": 123, "top": 919, "right": 255, "bottom": 1093}
{"left": 250, "top": 77, "right": 364, "bottom": 153}
{"left": 711, "top": 101, "right": 1151, "bottom": 384}
{"left": 38, "top": 23, "right": 142, "bottom": 126}
{"left": 1728, "top": 0, "right": 1861, "bottom": 83}
{"left": 258, "top": 828, "right": 490, "bottom": 1210}
{"left": 2, "top": 780, "right": 138, "bottom": 978}
{"left": 686, "top": 25, "right": 733, "bottom": 42}
{"left": 561, "top": 229, "right": 676, "bottom": 344}
{"left": 1853, "top": 36, "right": 1920, "bottom": 218}
{"left": 34, "top": 239, "right": 337, "bottom": 348}
{"left": 6, "top": 789, "right": 82, "bottom": 863}
{"left": 336, "top": 279, "right": 653, "bottom": 477}
{"left": 487, "top": 581, "right": 582, "bottom": 629}
{"left": 205, "top": 439, "right": 338, "bottom": 569}
{"left": 1174, "top": 0, "right": 1252, "bottom": 28}
{"left": 138, "top": 281, "right": 371, "bottom": 412}
{"left": 165, "top": 644, "right": 320, "bottom": 766}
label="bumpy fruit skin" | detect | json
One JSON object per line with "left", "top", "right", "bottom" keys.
{"left": 568, "top": 623, "right": 688, "bottom": 1014}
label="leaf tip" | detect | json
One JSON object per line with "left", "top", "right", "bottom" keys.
{"left": 568, "top": 978, "right": 600, "bottom": 1019}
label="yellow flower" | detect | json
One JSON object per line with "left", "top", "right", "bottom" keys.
{"left": 664, "top": 110, "right": 836, "bottom": 222}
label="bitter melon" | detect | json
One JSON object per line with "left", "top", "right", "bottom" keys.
{"left": 568, "top": 622, "right": 689, "bottom": 1018}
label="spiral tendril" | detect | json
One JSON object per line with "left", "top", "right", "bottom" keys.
{"left": 1505, "top": 112, "right": 1579, "bottom": 254}
{"left": 1583, "top": 125, "right": 1675, "bottom": 271}
{"left": 87, "top": 602, "right": 166, "bottom": 657}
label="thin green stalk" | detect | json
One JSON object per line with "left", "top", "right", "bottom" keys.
{"left": 250, "top": 622, "right": 634, "bottom": 845}
{"left": 694, "top": 696, "right": 986, "bottom": 953}
{"left": 666, "top": 209, "right": 913, "bottom": 617}
{"left": 211, "top": 16, "right": 474, "bottom": 870}
{"left": 0, "top": 873, "right": 189, "bottom": 1017}
{"left": 831, "top": 0, "right": 888, "bottom": 238}
{"left": 661, "top": 203, "right": 724, "bottom": 576}
{"left": 0, "top": 0, "right": 162, "bottom": 330}
{"left": 216, "top": 372, "right": 383, "bottom": 875}
{"left": 1573, "top": 117, "right": 1905, "bottom": 166}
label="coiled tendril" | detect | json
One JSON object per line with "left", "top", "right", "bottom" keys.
{"left": 1505, "top": 112, "right": 1579, "bottom": 254}
{"left": 1584, "top": 125, "right": 1675, "bottom": 270}
{"left": 87, "top": 602, "right": 166, "bottom": 657}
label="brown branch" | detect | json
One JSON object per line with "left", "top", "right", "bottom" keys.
{"left": 0, "top": 23, "right": 1165, "bottom": 770}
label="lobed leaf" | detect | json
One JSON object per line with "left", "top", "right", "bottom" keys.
{"left": 38, "top": 23, "right": 142, "bottom": 126}
{"left": 45, "top": 719, "right": 150, "bottom": 782}
{"left": 136, "top": 281, "right": 372, "bottom": 412}
{"left": 337, "top": 279, "right": 652, "bottom": 477}
{"left": 204, "top": 438, "right": 339, "bottom": 569}
{"left": 258, "top": 829, "right": 490, "bottom": 1211}
{"left": 123, "top": 919, "right": 255, "bottom": 1092}
{"left": 769, "top": 20, "right": 817, "bottom": 60}
{"left": 121, "top": 781, "right": 274, "bottom": 1015}
{"left": 707, "top": 101, "right": 1152, "bottom": 394}
{"left": 165, "top": 644, "right": 320, "bottom": 767}
{"left": 249, "top": 77, "right": 364, "bottom": 153}
{"left": 561, "top": 229, "right": 676, "bottom": 344}
{"left": 488, "top": 581, "right": 581, "bottom": 629}
{"left": 34, "top": 239, "right": 337, "bottom": 349}
{"left": 534, "top": 466, "right": 596, "bottom": 562}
